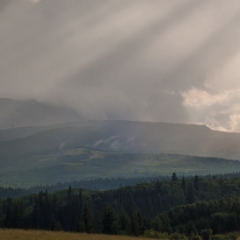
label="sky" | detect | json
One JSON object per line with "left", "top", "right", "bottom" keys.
{"left": 1, "top": 0, "right": 240, "bottom": 132}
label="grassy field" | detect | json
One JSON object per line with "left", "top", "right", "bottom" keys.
{"left": 1, "top": 229, "right": 240, "bottom": 240}
{"left": 0, "top": 229, "right": 159, "bottom": 240}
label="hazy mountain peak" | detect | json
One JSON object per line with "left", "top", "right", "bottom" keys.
{"left": 0, "top": 98, "right": 81, "bottom": 129}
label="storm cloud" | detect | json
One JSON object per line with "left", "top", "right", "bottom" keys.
{"left": 1, "top": 0, "right": 240, "bottom": 131}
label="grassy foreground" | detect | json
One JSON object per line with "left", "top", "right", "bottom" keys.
{"left": 0, "top": 229, "right": 158, "bottom": 240}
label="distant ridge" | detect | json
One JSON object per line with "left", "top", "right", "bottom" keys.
{"left": 0, "top": 98, "right": 81, "bottom": 129}
{"left": 0, "top": 120, "right": 239, "bottom": 160}
{"left": 1, "top": 120, "right": 240, "bottom": 187}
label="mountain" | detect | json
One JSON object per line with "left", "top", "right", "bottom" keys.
{"left": 0, "top": 122, "right": 84, "bottom": 142}
{"left": 1, "top": 120, "right": 240, "bottom": 186}
{"left": 1, "top": 120, "right": 240, "bottom": 160}
{"left": 0, "top": 98, "right": 81, "bottom": 129}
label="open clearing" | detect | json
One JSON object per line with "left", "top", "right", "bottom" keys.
{"left": 0, "top": 229, "right": 158, "bottom": 240}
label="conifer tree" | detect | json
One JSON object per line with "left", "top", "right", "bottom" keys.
{"left": 186, "top": 183, "right": 195, "bottom": 204}
{"left": 181, "top": 176, "right": 186, "bottom": 193}
{"left": 171, "top": 172, "right": 178, "bottom": 182}
{"left": 83, "top": 202, "right": 92, "bottom": 233}
{"left": 102, "top": 204, "right": 117, "bottom": 234}
{"left": 194, "top": 175, "right": 199, "bottom": 191}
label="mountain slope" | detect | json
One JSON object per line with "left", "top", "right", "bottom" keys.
{"left": 1, "top": 120, "right": 240, "bottom": 187}
{"left": 1, "top": 120, "right": 239, "bottom": 159}
{"left": 0, "top": 120, "right": 239, "bottom": 158}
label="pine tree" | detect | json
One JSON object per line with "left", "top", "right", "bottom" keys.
{"left": 193, "top": 175, "right": 199, "bottom": 191}
{"left": 186, "top": 183, "right": 195, "bottom": 204}
{"left": 83, "top": 202, "right": 92, "bottom": 233}
{"left": 12, "top": 201, "right": 24, "bottom": 228}
{"left": 102, "top": 204, "right": 117, "bottom": 234}
{"left": 181, "top": 176, "right": 186, "bottom": 193}
{"left": 78, "top": 189, "right": 84, "bottom": 222}
{"left": 33, "top": 196, "right": 40, "bottom": 229}
{"left": 118, "top": 210, "right": 130, "bottom": 234}
{"left": 171, "top": 172, "right": 178, "bottom": 182}
{"left": 4, "top": 200, "right": 13, "bottom": 228}
{"left": 68, "top": 185, "right": 73, "bottom": 202}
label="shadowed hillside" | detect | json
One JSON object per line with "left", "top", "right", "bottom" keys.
{"left": 1, "top": 121, "right": 240, "bottom": 187}
{"left": 1, "top": 120, "right": 240, "bottom": 160}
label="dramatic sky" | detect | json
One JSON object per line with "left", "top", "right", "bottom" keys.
{"left": 1, "top": 0, "right": 240, "bottom": 131}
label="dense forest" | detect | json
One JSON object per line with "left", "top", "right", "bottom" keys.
{"left": 1, "top": 173, "right": 240, "bottom": 238}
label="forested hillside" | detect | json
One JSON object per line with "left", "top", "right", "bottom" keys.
{"left": 2, "top": 174, "right": 240, "bottom": 238}
{"left": 0, "top": 175, "right": 169, "bottom": 199}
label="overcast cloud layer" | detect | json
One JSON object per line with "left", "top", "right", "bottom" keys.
{"left": 1, "top": 0, "right": 240, "bottom": 131}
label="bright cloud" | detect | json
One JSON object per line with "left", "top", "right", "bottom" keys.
{"left": 182, "top": 88, "right": 229, "bottom": 109}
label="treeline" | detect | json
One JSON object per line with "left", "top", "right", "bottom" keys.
{"left": 2, "top": 174, "right": 240, "bottom": 237}
{"left": 0, "top": 175, "right": 169, "bottom": 199}
{"left": 2, "top": 171, "right": 240, "bottom": 200}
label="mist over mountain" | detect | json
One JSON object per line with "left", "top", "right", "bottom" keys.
{"left": 1, "top": 1, "right": 240, "bottom": 169}
{"left": 1, "top": 120, "right": 240, "bottom": 187}
{"left": 0, "top": 98, "right": 81, "bottom": 129}
{"left": 2, "top": 2, "right": 240, "bottom": 237}
{"left": 1, "top": 1, "right": 240, "bottom": 131}
{"left": 1, "top": 120, "right": 240, "bottom": 161}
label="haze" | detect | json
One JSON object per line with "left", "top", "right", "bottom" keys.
{"left": 1, "top": 0, "right": 240, "bottom": 131}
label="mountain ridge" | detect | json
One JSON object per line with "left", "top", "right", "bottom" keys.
{"left": 0, "top": 120, "right": 240, "bottom": 187}
{"left": 0, "top": 120, "right": 239, "bottom": 160}
{"left": 0, "top": 97, "right": 82, "bottom": 129}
